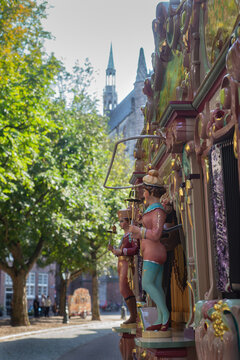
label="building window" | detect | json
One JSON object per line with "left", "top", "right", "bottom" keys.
{"left": 38, "top": 273, "right": 48, "bottom": 296}
{"left": 26, "top": 272, "right": 35, "bottom": 299}
{"left": 5, "top": 273, "right": 13, "bottom": 286}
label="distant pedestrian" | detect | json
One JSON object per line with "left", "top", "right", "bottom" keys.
{"left": 33, "top": 296, "right": 39, "bottom": 318}
{"left": 45, "top": 296, "right": 51, "bottom": 317}
{"left": 41, "top": 294, "right": 46, "bottom": 316}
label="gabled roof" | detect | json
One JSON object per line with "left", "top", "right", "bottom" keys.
{"left": 108, "top": 90, "right": 134, "bottom": 132}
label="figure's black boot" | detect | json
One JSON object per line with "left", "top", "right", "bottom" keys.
{"left": 123, "top": 296, "right": 137, "bottom": 325}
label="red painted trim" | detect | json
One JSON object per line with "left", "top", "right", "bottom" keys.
{"left": 165, "top": 107, "right": 198, "bottom": 128}
{"left": 147, "top": 347, "right": 187, "bottom": 357}
{"left": 122, "top": 333, "right": 136, "bottom": 339}
{"left": 169, "top": 101, "right": 193, "bottom": 105}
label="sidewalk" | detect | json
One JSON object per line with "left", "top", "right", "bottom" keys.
{"left": 0, "top": 313, "right": 122, "bottom": 341}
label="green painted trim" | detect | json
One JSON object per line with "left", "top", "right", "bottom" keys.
{"left": 135, "top": 336, "right": 195, "bottom": 349}
{"left": 112, "top": 326, "right": 136, "bottom": 334}
{"left": 159, "top": 103, "right": 197, "bottom": 128}
{"left": 129, "top": 172, "right": 146, "bottom": 185}
{"left": 199, "top": 6, "right": 210, "bottom": 74}
{"left": 152, "top": 144, "right": 167, "bottom": 168}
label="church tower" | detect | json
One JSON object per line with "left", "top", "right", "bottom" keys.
{"left": 132, "top": 47, "right": 148, "bottom": 137}
{"left": 103, "top": 43, "right": 118, "bottom": 115}
{"left": 135, "top": 47, "right": 148, "bottom": 85}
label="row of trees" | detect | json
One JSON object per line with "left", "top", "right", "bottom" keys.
{"left": 0, "top": 0, "right": 128, "bottom": 326}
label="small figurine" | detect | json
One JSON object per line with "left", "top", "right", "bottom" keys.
{"left": 129, "top": 169, "right": 170, "bottom": 333}
{"left": 108, "top": 208, "right": 139, "bottom": 327}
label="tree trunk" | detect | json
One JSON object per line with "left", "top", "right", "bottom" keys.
{"left": 11, "top": 271, "right": 29, "bottom": 326}
{"left": 91, "top": 259, "right": 100, "bottom": 321}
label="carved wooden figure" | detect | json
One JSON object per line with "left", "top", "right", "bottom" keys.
{"left": 108, "top": 208, "right": 139, "bottom": 328}
{"left": 129, "top": 170, "right": 171, "bottom": 336}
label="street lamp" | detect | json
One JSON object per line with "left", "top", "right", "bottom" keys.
{"left": 62, "top": 269, "right": 71, "bottom": 324}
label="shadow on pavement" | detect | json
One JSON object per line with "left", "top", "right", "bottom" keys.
{"left": 57, "top": 332, "right": 121, "bottom": 360}
{"left": 0, "top": 325, "right": 122, "bottom": 360}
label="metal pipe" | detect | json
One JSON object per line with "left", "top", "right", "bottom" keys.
{"left": 103, "top": 135, "right": 163, "bottom": 190}
{"left": 162, "top": 224, "right": 182, "bottom": 233}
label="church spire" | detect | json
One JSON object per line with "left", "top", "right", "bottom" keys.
{"left": 103, "top": 43, "right": 118, "bottom": 115}
{"left": 107, "top": 43, "right": 115, "bottom": 71}
{"left": 135, "top": 48, "right": 147, "bottom": 83}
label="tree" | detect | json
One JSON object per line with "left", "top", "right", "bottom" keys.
{"left": 0, "top": 2, "right": 131, "bottom": 326}
{"left": 39, "top": 64, "right": 130, "bottom": 321}
{"left": 0, "top": 0, "right": 59, "bottom": 199}
{"left": 0, "top": 0, "right": 61, "bottom": 326}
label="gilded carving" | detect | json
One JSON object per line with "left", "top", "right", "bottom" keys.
{"left": 195, "top": 300, "right": 240, "bottom": 360}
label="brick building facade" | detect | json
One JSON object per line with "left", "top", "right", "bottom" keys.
{"left": 0, "top": 263, "right": 56, "bottom": 315}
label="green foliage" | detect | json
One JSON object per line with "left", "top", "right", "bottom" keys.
{"left": 0, "top": 2, "right": 129, "bottom": 326}
{"left": 39, "top": 64, "right": 129, "bottom": 277}
{"left": 0, "top": 0, "right": 60, "bottom": 200}
{"left": 0, "top": 0, "right": 62, "bottom": 277}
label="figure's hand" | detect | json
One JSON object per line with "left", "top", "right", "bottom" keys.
{"left": 129, "top": 225, "right": 141, "bottom": 239}
{"left": 132, "top": 238, "right": 138, "bottom": 245}
{"left": 163, "top": 222, "right": 173, "bottom": 230}
{"left": 112, "top": 248, "right": 122, "bottom": 256}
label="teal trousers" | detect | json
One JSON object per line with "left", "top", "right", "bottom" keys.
{"left": 142, "top": 260, "right": 169, "bottom": 325}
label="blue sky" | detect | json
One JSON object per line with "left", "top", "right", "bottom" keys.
{"left": 42, "top": 0, "right": 166, "bottom": 113}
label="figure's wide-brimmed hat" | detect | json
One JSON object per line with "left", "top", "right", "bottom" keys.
{"left": 118, "top": 208, "right": 132, "bottom": 220}
{"left": 143, "top": 169, "right": 164, "bottom": 187}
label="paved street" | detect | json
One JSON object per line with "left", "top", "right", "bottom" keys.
{"left": 0, "top": 315, "right": 123, "bottom": 360}
{"left": 57, "top": 332, "right": 121, "bottom": 360}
